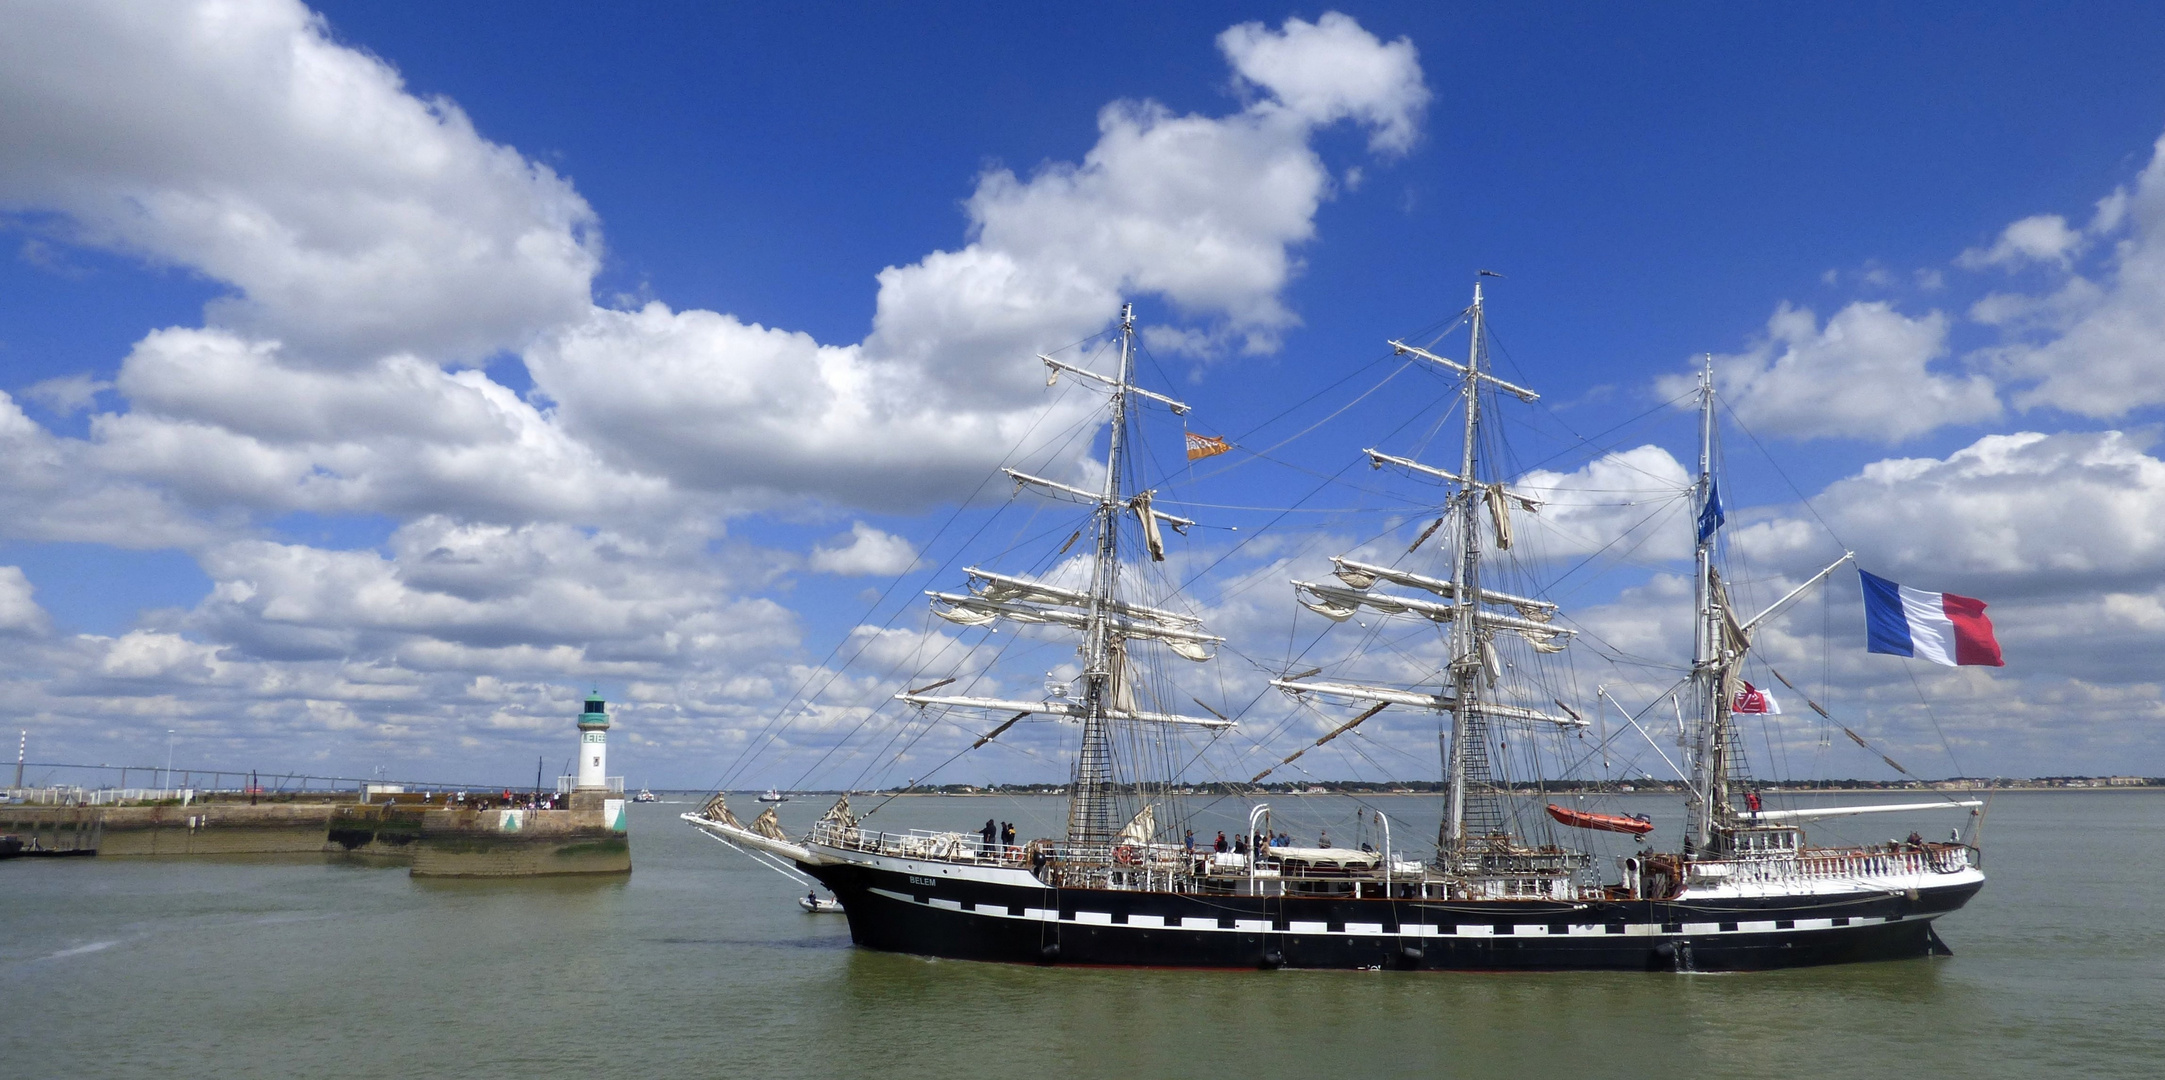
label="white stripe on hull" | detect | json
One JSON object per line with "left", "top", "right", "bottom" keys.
{"left": 863, "top": 885, "right": 1949, "bottom": 937}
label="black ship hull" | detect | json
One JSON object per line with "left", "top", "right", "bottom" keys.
{"left": 806, "top": 859, "right": 1980, "bottom": 972}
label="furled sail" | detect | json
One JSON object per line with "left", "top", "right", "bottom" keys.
{"left": 928, "top": 591, "right": 1222, "bottom": 659}
{"left": 967, "top": 567, "right": 1204, "bottom": 627}
{"left": 895, "top": 691, "right": 1234, "bottom": 730}
{"left": 1269, "top": 677, "right": 1588, "bottom": 729}
{"left": 818, "top": 795, "right": 856, "bottom": 831}
{"left": 1328, "top": 557, "right": 1555, "bottom": 621}
{"left": 1132, "top": 490, "right": 1167, "bottom": 561}
{"left": 1291, "top": 580, "right": 1572, "bottom": 651}
{"left": 1117, "top": 804, "right": 1156, "bottom": 847}
{"left": 1486, "top": 484, "right": 1514, "bottom": 549}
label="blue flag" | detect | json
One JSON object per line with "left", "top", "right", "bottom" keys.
{"left": 1696, "top": 479, "right": 1725, "bottom": 542}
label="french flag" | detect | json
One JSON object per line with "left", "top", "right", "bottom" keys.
{"left": 1861, "top": 570, "right": 2004, "bottom": 667}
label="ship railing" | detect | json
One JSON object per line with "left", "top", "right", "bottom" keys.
{"left": 808, "top": 822, "right": 1041, "bottom": 866}
{"left": 804, "top": 821, "right": 1449, "bottom": 885}
{"left": 808, "top": 822, "right": 1285, "bottom": 875}
{"left": 1698, "top": 844, "right": 1974, "bottom": 884}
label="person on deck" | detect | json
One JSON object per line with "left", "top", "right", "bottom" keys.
{"left": 1184, "top": 828, "right": 1195, "bottom": 853}
{"left": 981, "top": 819, "right": 996, "bottom": 852}
{"left": 1213, "top": 831, "right": 1227, "bottom": 853}
{"left": 1001, "top": 821, "right": 1016, "bottom": 850}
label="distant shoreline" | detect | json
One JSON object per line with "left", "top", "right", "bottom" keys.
{"left": 716, "top": 784, "right": 2162, "bottom": 798}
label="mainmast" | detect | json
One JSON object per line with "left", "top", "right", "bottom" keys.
{"left": 1442, "top": 282, "right": 1497, "bottom": 856}
{"left": 1069, "top": 303, "right": 1137, "bottom": 844}
{"left": 1272, "top": 278, "right": 1589, "bottom": 875}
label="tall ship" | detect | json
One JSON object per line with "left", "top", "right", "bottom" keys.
{"left": 688, "top": 287, "right": 1985, "bottom": 971}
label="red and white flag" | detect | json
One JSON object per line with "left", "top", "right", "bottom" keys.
{"left": 1732, "top": 681, "right": 1780, "bottom": 715}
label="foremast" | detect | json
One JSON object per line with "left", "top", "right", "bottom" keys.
{"left": 1071, "top": 303, "right": 1138, "bottom": 844}
{"left": 1273, "top": 280, "right": 1587, "bottom": 878}
{"left": 899, "top": 303, "right": 1232, "bottom": 850}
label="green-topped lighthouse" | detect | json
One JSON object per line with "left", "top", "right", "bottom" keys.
{"left": 574, "top": 689, "right": 610, "bottom": 791}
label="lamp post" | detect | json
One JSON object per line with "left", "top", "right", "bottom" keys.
{"left": 164, "top": 729, "right": 174, "bottom": 794}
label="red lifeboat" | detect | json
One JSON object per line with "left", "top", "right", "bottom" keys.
{"left": 1546, "top": 803, "right": 1655, "bottom": 835}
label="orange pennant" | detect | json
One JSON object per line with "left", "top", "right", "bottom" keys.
{"left": 1185, "top": 432, "right": 1232, "bottom": 462}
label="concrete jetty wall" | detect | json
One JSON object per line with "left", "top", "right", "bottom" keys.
{"left": 3, "top": 797, "right": 630, "bottom": 876}
{"left": 324, "top": 802, "right": 425, "bottom": 858}
{"left": 0, "top": 804, "right": 104, "bottom": 854}
{"left": 3, "top": 802, "right": 335, "bottom": 856}
{"left": 408, "top": 793, "right": 630, "bottom": 877}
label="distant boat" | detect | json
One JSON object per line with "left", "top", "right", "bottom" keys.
{"left": 800, "top": 893, "right": 845, "bottom": 913}
{"left": 632, "top": 788, "right": 659, "bottom": 803}
{"left": 756, "top": 789, "right": 790, "bottom": 803}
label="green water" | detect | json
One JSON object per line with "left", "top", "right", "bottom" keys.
{"left": 3, "top": 792, "right": 2159, "bottom": 1079}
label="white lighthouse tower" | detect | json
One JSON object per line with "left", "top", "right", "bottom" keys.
{"left": 575, "top": 689, "right": 610, "bottom": 791}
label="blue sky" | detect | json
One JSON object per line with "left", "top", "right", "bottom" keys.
{"left": 7, "top": 2, "right": 2165, "bottom": 788}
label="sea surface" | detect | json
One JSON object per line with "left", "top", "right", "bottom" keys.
{"left": 2, "top": 791, "right": 2159, "bottom": 1079}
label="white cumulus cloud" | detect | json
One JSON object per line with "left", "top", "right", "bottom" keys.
{"left": 533, "top": 11, "right": 1429, "bottom": 511}
{"left": 0, "top": 566, "right": 49, "bottom": 635}
{"left": 1810, "top": 430, "right": 2165, "bottom": 584}
{"left": 92, "top": 327, "right": 670, "bottom": 523}
{"left": 809, "top": 523, "right": 918, "bottom": 577}
{"left": 1218, "top": 12, "right": 1430, "bottom": 155}
{"left": 0, "top": 0, "right": 599, "bottom": 364}
{"left": 1512, "top": 445, "right": 1695, "bottom": 560}
{"left": 1970, "top": 130, "right": 2165, "bottom": 417}
{"left": 1956, "top": 213, "right": 2086, "bottom": 270}
{"left": 1665, "top": 301, "right": 1999, "bottom": 442}
{"left": 0, "top": 4, "right": 1438, "bottom": 781}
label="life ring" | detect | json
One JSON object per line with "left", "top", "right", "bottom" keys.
{"left": 1113, "top": 844, "right": 1141, "bottom": 866}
